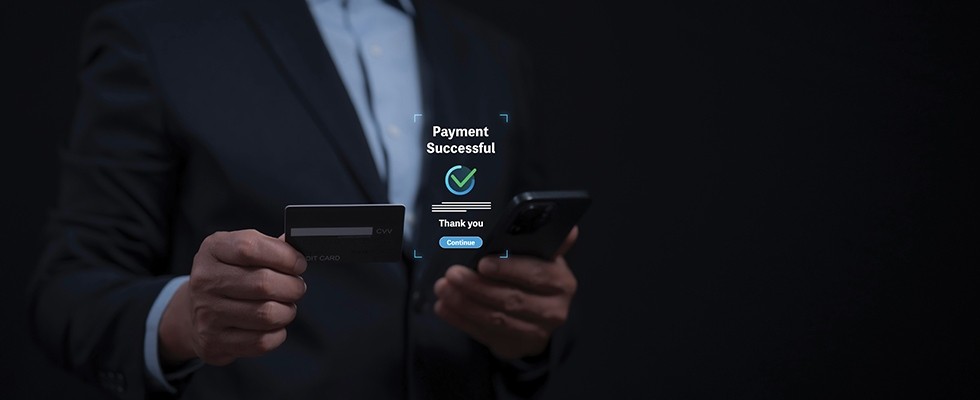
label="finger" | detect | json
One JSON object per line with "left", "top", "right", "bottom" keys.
{"left": 555, "top": 225, "right": 579, "bottom": 257}
{"left": 207, "top": 230, "right": 307, "bottom": 275}
{"left": 434, "top": 296, "right": 548, "bottom": 360}
{"left": 443, "top": 266, "right": 568, "bottom": 329}
{"left": 203, "top": 298, "right": 298, "bottom": 331}
{"left": 476, "top": 256, "right": 576, "bottom": 295}
{"left": 211, "top": 268, "right": 306, "bottom": 304}
{"left": 198, "top": 327, "right": 287, "bottom": 365}
{"left": 192, "top": 259, "right": 306, "bottom": 302}
{"left": 434, "top": 277, "right": 549, "bottom": 341}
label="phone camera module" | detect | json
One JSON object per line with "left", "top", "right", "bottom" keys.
{"left": 508, "top": 202, "right": 554, "bottom": 235}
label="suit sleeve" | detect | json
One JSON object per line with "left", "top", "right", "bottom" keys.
{"left": 27, "top": 5, "right": 183, "bottom": 399}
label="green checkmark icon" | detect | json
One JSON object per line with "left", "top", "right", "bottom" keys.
{"left": 450, "top": 167, "right": 477, "bottom": 188}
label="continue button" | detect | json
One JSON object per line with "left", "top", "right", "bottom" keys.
{"left": 439, "top": 236, "right": 483, "bottom": 249}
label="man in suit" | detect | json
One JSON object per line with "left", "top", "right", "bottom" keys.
{"left": 28, "top": 0, "right": 580, "bottom": 398}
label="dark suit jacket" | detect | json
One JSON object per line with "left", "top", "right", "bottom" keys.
{"left": 28, "top": 0, "right": 559, "bottom": 398}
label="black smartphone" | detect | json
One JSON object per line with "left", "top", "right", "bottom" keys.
{"left": 469, "top": 190, "right": 591, "bottom": 266}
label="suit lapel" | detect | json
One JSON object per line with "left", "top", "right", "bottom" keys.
{"left": 244, "top": 0, "right": 387, "bottom": 203}
{"left": 405, "top": 0, "right": 480, "bottom": 265}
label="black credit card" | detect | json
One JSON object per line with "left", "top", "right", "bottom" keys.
{"left": 284, "top": 204, "right": 405, "bottom": 263}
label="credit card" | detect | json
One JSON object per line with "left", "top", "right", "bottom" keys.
{"left": 284, "top": 204, "right": 405, "bottom": 263}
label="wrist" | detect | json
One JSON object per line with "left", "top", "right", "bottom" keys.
{"left": 159, "top": 282, "right": 197, "bottom": 365}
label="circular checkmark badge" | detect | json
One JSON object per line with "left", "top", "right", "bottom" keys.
{"left": 445, "top": 165, "right": 477, "bottom": 196}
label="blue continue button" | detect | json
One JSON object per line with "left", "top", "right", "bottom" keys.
{"left": 439, "top": 236, "right": 483, "bottom": 249}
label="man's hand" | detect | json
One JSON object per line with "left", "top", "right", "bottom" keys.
{"left": 160, "top": 230, "right": 307, "bottom": 366}
{"left": 434, "top": 226, "right": 579, "bottom": 360}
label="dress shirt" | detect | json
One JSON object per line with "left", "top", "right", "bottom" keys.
{"left": 144, "top": 0, "right": 423, "bottom": 392}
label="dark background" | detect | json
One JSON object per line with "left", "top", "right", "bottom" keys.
{"left": 1, "top": 0, "right": 976, "bottom": 398}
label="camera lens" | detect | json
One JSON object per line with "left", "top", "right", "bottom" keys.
{"left": 508, "top": 202, "right": 554, "bottom": 234}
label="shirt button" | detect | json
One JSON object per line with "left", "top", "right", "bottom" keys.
{"left": 369, "top": 44, "right": 383, "bottom": 57}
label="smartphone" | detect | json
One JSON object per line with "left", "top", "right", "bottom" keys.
{"left": 469, "top": 190, "right": 591, "bottom": 266}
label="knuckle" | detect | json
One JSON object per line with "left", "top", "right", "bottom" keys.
{"left": 254, "top": 301, "right": 272, "bottom": 324}
{"left": 502, "top": 293, "right": 524, "bottom": 313}
{"left": 292, "top": 255, "right": 308, "bottom": 274}
{"left": 549, "top": 280, "right": 569, "bottom": 295}
{"left": 256, "top": 301, "right": 285, "bottom": 326}
{"left": 196, "top": 330, "right": 217, "bottom": 352}
{"left": 233, "top": 236, "right": 258, "bottom": 261}
{"left": 283, "top": 304, "right": 297, "bottom": 324}
{"left": 201, "top": 232, "right": 227, "bottom": 257}
{"left": 488, "top": 311, "right": 506, "bottom": 327}
{"left": 191, "top": 250, "right": 205, "bottom": 268}
{"left": 190, "top": 256, "right": 213, "bottom": 282}
{"left": 188, "top": 273, "right": 205, "bottom": 292}
{"left": 193, "top": 317, "right": 209, "bottom": 336}
{"left": 255, "top": 340, "right": 273, "bottom": 353}
{"left": 189, "top": 269, "right": 217, "bottom": 294}
{"left": 254, "top": 336, "right": 271, "bottom": 353}
{"left": 529, "top": 269, "right": 551, "bottom": 289}
{"left": 201, "top": 232, "right": 219, "bottom": 249}
{"left": 194, "top": 305, "right": 215, "bottom": 325}
{"left": 252, "top": 269, "right": 275, "bottom": 297}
